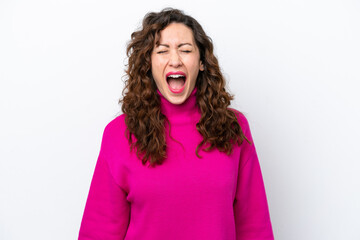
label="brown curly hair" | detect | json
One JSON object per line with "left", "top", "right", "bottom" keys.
{"left": 119, "top": 8, "right": 248, "bottom": 166}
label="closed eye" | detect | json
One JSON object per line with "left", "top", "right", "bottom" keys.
{"left": 157, "top": 50, "right": 168, "bottom": 54}
{"left": 181, "top": 50, "right": 191, "bottom": 53}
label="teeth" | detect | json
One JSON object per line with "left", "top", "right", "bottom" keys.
{"left": 168, "top": 74, "right": 185, "bottom": 78}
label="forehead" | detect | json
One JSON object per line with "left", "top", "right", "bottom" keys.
{"left": 157, "top": 23, "right": 196, "bottom": 45}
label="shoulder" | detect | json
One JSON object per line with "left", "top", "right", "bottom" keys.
{"left": 99, "top": 114, "right": 131, "bottom": 189}
{"left": 103, "top": 113, "right": 127, "bottom": 138}
{"left": 228, "top": 108, "right": 251, "bottom": 134}
{"left": 99, "top": 114, "right": 129, "bottom": 155}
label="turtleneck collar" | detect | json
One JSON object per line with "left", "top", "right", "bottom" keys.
{"left": 157, "top": 88, "right": 201, "bottom": 125}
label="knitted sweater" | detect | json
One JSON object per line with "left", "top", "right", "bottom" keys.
{"left": 79, "top": 88, "right": 274, "bottom": 239}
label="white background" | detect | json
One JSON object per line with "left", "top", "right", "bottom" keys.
{"left": 1, "top": 0, "right": 359, "bottom": 239}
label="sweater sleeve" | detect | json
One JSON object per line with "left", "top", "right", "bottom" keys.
{"left": 234, "top": 113, "right": 274, "bottom": 240}
{"left": 78, "top": 124, "right": 130, "bottom": 240}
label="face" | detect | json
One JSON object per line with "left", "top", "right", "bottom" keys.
{"left": 151, "top": 23, "right": 204, "bottom": 105}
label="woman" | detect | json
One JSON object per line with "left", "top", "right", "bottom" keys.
{"left": 79, "top": 8, "right": 274, "bottom": 240}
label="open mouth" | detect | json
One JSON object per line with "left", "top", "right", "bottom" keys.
{"left": 166, "top": 72, "right": 186, "bottom": 93}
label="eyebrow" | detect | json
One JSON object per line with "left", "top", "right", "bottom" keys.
{"left": 157, "top": 43, "right": 193, "bottom": 48}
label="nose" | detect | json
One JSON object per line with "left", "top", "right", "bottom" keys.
{"left": 169, "top": 51, "right": 182, "bottom": 68}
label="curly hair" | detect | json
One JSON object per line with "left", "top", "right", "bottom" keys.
{"left": 120, "top": 8, "right": 248, "bottom": 166}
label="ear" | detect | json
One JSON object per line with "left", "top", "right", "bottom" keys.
{"left": 199, "top": 61, "right": 204, "bottom": 71}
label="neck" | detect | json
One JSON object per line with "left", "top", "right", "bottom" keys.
{"left": 157, "top": 88, "right": 201, "bottom": 124}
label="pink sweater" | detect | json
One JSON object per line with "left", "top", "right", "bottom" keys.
{"left": 79, "top": 88, "right": 274, "bottom": 239}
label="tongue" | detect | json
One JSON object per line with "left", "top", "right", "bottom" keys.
{"left": 168, "top": 78, "right": 185, "bottom": 90}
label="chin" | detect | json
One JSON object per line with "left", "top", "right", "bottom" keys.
{"left": 167, "top": 96, "right": 186, "bottom": 105}
{"left": 166, "top": 92, "right": 188, "bottom": 105}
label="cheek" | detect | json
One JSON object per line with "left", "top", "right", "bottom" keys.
{"left": 151, "top": 57, "right": 165, "bottom": 74}
{"left": 187, "top": 61, "right": 201, "bottom": 76}
{"left": 184, "top": 55, "right": 201, "bottom": 71}
{"left": 151, "top": 59, "right": 164, "bottom": 89}
{"left": 189, "top": 65, "right": 201, "bottom": 85}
